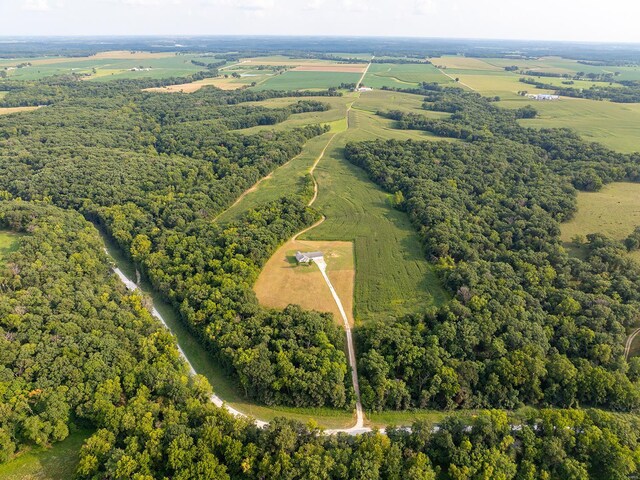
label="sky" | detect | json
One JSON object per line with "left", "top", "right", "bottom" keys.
{"left": 2, "top": 0, "right": 640, "bottom": 43}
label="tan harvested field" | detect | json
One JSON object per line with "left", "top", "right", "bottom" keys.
{"left": 292, "top": 64, "right": 366, "bottom": 73}
{"left": 0, "top": 106, "right": 41, "bottom": 115}
{"left": 254, "top": 240, "right": 355, "bottom": 326}
{"left": 144, "top": 77, "right": 244, "bottom": 93}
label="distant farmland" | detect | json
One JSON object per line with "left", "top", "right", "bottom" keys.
{"left": 254, "top": 71, "right": 362, "bottom": 90}
{"left": 0, "top": 51, "right": 211, "bottom": 81}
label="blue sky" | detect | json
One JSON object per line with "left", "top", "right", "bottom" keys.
{"left": 2, "top": 0, "right": 639, "bottom": 42}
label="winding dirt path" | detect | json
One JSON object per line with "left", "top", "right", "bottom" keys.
{"left": 625, "top": 327, "right": 640, "bottom": 359}
{"left": 292, "top": 101, "right": 366, "bottom": 433}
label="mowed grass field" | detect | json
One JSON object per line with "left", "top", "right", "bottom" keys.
{"left": 254, "top": 240, "right": 355, "bottom": 326}
{"left": 363, "top": 63, "right": 453, "bottom": 88}
{"left": 306, "top": 132, "right": 449, "bottom": 323}
{"left": 560, "top": 183, "right": 640, "bottom": 265}
{"left": 217, "top": 89, "right": 449, "bottom": 324}
{"left": 0, "top": 429, "right": 91, "bottom": 480}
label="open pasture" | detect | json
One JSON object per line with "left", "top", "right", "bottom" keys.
{"left": 306, "top": 135, "right": 449, "bottom": 323}
{"left": 430, "top": 55, "right": 502, "bottom": 71}
{"left": 292, "top": 64, "right": 366, "bottom": 73}
{"left": 0, "top": 106, "right": 41, "bottom": 115}
{"left": 501, "top": 96, "right": 640, "bottom": 153}
{"left": 560, "top": 182, "right": 640, "bottom": 249}
{"left": 254, "top": 240, "right": 355, "bottom": 326}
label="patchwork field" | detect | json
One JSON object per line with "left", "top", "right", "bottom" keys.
{"left": 560, "top": 182, "right": 640, "bottom": 265}
{"left": 363, "top": 63, "right": 452, "bottom": 88}
{"left": 254, "top": 240, "right": 355, "bottom": 326}
{"left": 254, "top": 71, "right": 362, "bottom": 90}
{"left": 0, "top": 51, "right": 211, "bottom": 81}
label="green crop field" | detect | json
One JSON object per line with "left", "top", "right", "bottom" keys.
{"left": 253, "top": 71, "right": 362, "bottom": 90}
{"left": 0, "top": 230, "right": 20, "bottom": 263}
{"left": 0, "top": 429, "right": 91, "bottom": 480}
{"left": 363, "top": 63, "right": 453, "bottom": 88}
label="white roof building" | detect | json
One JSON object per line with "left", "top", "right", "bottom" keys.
{"left": 295, "top": 251, "right": 324, "bottom": 264}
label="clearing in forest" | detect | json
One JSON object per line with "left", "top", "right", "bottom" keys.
{"left": 0, "top": 429, "right": 91, "bottom": 480}
{"left": 226, "top": 90, "right": 448, "bottom": 324}
{"left": 561, "top": 182, "right": 640, "bottom": 264}
{"left": 254, "top": 240, "right": 355, "bottom": 327}
{"left": 0, "top": 231, "right": 20, "bottom": 263}
{"left": 0, "top": 106, "right": 41, "bottom": 115}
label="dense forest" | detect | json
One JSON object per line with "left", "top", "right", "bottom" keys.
{"left": 0, "top": 80, "right": 350, "bottom": 409}
{"left": 346, "top": 85, "right": 640, "bottom": 412}
{"left": 2, "top": 204, "right": 640, "bottom": 478}
{"left": 3, "top": 62, "right": 640, "bottom": 477}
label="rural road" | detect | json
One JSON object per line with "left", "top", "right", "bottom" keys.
{"left": 112, "top": 264, "right": 269, "bottom": 428}
{"left": 315, "top": 257, "right": 365, "bottom": 433}
{"left": 625, "top": 328, "right": 640, "bottom": 359}
{"left": 436, "top": 67, "right": 476, "bottom": 91}
{"left": 356, "top": 56, "right": 374, "bottom": 89}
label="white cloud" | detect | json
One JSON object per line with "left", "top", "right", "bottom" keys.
{"left": 305, "top": 0, "right": 325, "bottom": 10}
{"left": 342, "top": 0, "right": 371, "bottom": 13}
{"left": 104, "top": 0, "right": 183, "bottom": 5}
{"left": 22, "top": 0, "right": 51, "bottom": 11}
{"left": 206, "top": 0, "right": 275, "bottom": 12}
{"left": 414, "top": 0, "right": 438, "bottom": 15}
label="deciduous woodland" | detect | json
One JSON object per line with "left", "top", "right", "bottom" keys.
{"left": 1, "top": 46, "right": 640, "bottom": 478}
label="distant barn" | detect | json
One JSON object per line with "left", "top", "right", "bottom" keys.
{"left": 527, "top": 93, "right": 559, "bottom": 101}
{"left": 295, "top": 251, "right": 324, "bottom": 265}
